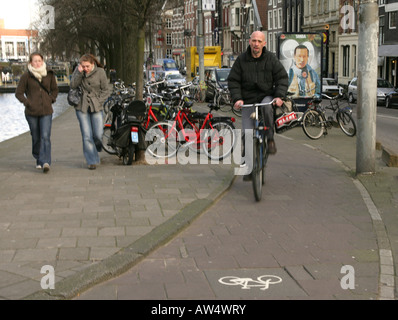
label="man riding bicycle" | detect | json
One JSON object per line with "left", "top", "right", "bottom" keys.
{"left": 228, "top": 31, "right": 288, "bottom": 181}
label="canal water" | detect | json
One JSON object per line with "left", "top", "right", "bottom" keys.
{"left": 0, "top": 93, "right": 70, "bottom": 143}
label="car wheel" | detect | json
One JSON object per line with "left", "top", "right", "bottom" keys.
{"left": 385, "top": 96, "right": 391, "bottom": 108}
{"left": 348, "top": 93, "right": 355, "bottom": 103}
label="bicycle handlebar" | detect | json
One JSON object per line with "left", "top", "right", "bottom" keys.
{"left": 321, "top": 92, "right": 345, "bottom": 101}
{"left": 240, "top": 99, "right": 277, "bottom": 108}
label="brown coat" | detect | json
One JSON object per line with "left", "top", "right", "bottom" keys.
{"left": 15, "top": 70, "right": 59, "bottom": 117}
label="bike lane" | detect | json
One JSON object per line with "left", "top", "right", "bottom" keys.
{"left": 76, "top": 128, "right": 380, "bottom": 300}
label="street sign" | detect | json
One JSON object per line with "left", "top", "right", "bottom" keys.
{"left": 203, "top": 0, "right": 215, "bottom": 11}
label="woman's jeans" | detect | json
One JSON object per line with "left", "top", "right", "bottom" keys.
{"left": 75, "top": 110, "right": 103, "bottom": 165}
{"left": 25, "top": 114, "right": 52, "bottom": 166}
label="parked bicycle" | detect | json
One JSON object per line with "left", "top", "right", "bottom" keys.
{"left": 305, "top": 93, "right": 357, "bottom": 139}
{"left": 146, "top": 94, "right": 237, "bottom": 161}
{"left": 214, "top": 87, "right": 233, "bottom": 113}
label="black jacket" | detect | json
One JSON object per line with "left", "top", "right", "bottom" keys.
{"left": 228, "top": 46, "right": 288, "bottom": 104}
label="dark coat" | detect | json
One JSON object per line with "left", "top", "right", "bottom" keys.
{"left": 70, "top": 65, "right": 109, "bottom": 113}
{"left": 15, "top": 70, "right": 59, "bottom": 117}
{"left": 228, "top": 46, "right": 288, "bottom": 104}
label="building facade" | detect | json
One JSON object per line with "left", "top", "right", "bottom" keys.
{"left": 0, "top": 19, "right": 39, "bottom": 62}
{"left": 145, "top": 0, "right": 398, "bottom": 86}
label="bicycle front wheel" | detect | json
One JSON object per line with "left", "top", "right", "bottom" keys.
{"left": 203, "top": 121, "right": 236, "bottom": 160}
{"left": 302, "top": 110, "right": 324, "bottom": 140}
{"left": 146, "top": 121, "right": 180, "bottom": 158}
{"left": 337, "top": 111, "right": 356, "bottom": 137}
{"left": 252, "top": 137, "right": 263, "bottom": 202}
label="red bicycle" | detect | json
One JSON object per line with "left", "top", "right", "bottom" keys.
{"left": 146, "top": 96, "right": 237, "bottom": 161}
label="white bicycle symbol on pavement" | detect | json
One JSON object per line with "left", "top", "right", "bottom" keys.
{"left": 218, "top": 275, "right": 282, "bottom": 291}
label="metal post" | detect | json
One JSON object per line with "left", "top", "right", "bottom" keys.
{"left": 198, "top": 0, "right": 205, "bottom": 99}
{"left": 356, "top": 0, "right": 379, "bottom": 175}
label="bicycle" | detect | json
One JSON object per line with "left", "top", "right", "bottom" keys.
{"left": 273, "top": 94, "right": 326, "bottom": 141}
{"left": 304, "top": 93, "right": 356, "bottom": 139}
{"left": 241, "top": 99, "right": 276, "bottom": 201}
{"left": 319, "top": 92, "right": 356, "bottom": 137}
{"left": 213, "top": 87, "right": 233, "bottom": 113}
{"left": 146, "top": 94, "right": 236, "bottom": 161}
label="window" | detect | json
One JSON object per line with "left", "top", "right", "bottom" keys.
{"left": 379, "top": 16, "right": 385, "bottom": 45}
{"left": 268, "top": 10, "right": 273, "bottom": 30}
{"left": 17, "top": 42, "right": 26, "bottom": 56}
{"left": 166, "top": 33, "right": 172, "bottom": 45}
{"left": 235, "top": 8, "right": 240, "bottom": 26}
{"left": 278, "top": 8, "right": 282, "bottom": 29}
{"left": 5, "top": 42, "right": 14, "bottom": 57}
{"left": 342, "top": 45, "right": 350, "bottom": 77}
{"left": 167, "top": 18, "right": 172, "bottom": 29}
{"left": 389, "top": 11, "right": 396, "bottom": 29}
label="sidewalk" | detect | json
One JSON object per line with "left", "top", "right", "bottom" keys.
{"left": 75, "top": 114, "right": 397, "bottom": 300}
{"left": 0, "top": 101, "right": 234, "bottom": 300}
{"left": 0, "top": 100, "right": 396, "bottom": 300}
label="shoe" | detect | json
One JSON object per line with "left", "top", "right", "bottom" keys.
{"left": 267, "top": 139, "right": 277, "bottom": 155}
{"left": 43, "top": 163, "right": 50, "bottom": 173}
{"left": 243, "top": 174, "right": 252, "bottom": 181}
{"left": 88, "top": 164, "right": 96, "bottom": 170}
{"left": 36, "top": 164, "right": 42, "bottom": 170}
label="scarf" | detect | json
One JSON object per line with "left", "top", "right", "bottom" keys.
{"left": 28, "top": 62, "right": 47, "bottom": 82}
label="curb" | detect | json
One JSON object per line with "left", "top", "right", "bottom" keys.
{"left": 376, "top": 140, "right": 398, "bottom": 168}
{"left": 23, "top": 166, "right": 236, "bottom": 300}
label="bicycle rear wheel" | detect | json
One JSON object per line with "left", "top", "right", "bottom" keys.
{"left": 302, "top": 109, "right": 324, "bottom": 140}
{"left": 252, "top": 137, "right": 263, "bottom": 201}
{"left": 217, "top": 92, "right": 232, "bottom": 112}
{"left": 203, "top": 121, "right": 236, "bottom": 160}
{"left": 102, "top": 126, "right": 117, "bottom": 155}
{"left": 145, "top": 121, "right": 180, "bottom": 158}
{"left": 337, "top": 111, "right": 356, "bottom": 137}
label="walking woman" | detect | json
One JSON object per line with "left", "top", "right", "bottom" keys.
{"left": 15, "top": 52, "right": 59, "bottom": 173}
{"left": 70, "top": 54, "right": 109, "bottom": 169}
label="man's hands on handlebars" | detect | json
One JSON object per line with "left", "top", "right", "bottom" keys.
{"left": 234, "top": 98, "right": 284, "bottom": 110}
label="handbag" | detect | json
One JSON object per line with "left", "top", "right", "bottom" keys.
{"left": 67, "top": 86, "right": 82, "bottom": 106}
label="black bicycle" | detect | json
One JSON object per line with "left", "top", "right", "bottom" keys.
{"left": 241, "top": 99, "right": 275, "bottom": 201}
{"left": 305, "top": 93, "right": 356, "bottom": 139}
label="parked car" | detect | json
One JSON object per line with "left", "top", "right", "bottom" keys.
{"left": 322, "top": 78, "right": 343, "bottom": 97}
{"left": 347, "top": 77, "right": 398, "bottom": 107}
{"left": 386, "top": 91, "right": 398, "bottom": 109}
{"left": 205, "top": 67, "right": 231, "bottom": 102}
{"left": 164, "top": 73, "right": 186, "bottom": 88}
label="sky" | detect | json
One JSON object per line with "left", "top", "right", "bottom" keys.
{"left": 0, "top": 0, "right": 38, "bottom": 29}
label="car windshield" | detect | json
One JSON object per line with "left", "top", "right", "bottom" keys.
{"left": 377, "top": 79, "right": 394, "bottom": 88}
{"left": 167, "top": 74, "right": 183, "bottom": 80}
{"left": 216, "top": 70, "right": 230, "bottom": 82}
{"left": 324, "top": 79, "right": 337, "bottom": 85}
